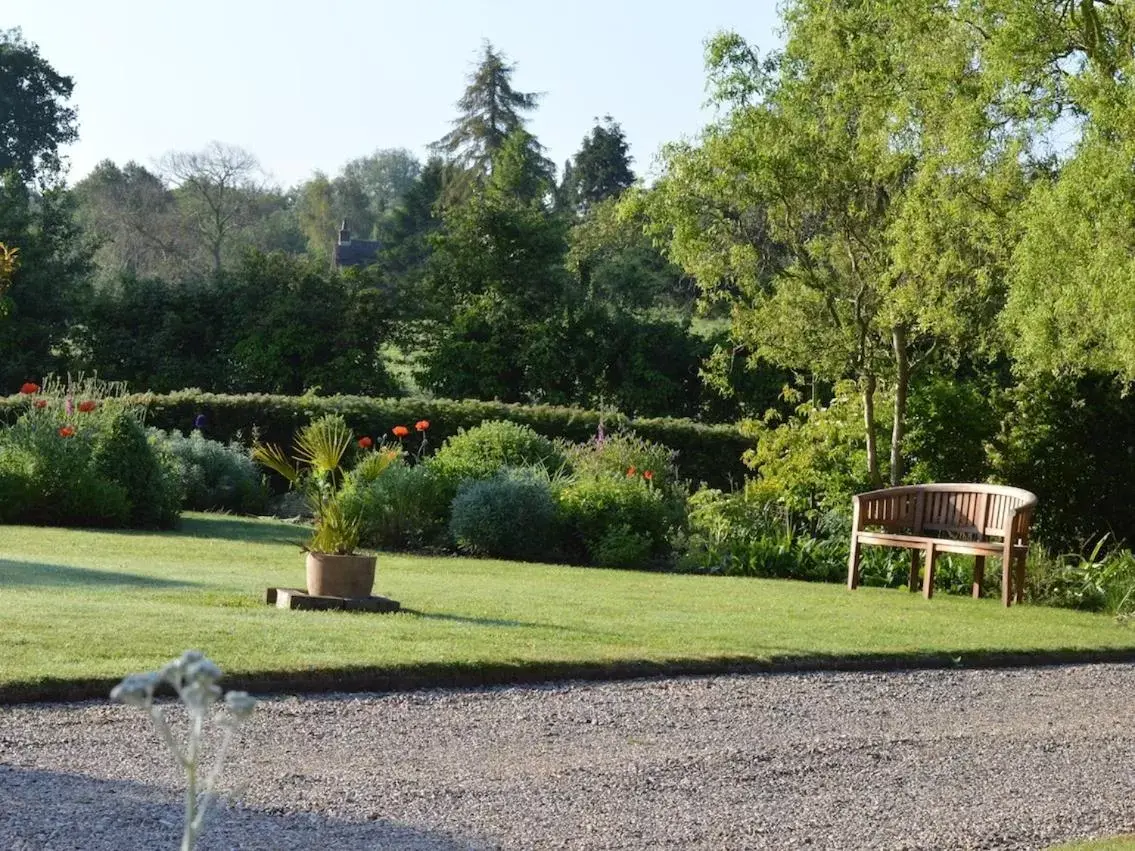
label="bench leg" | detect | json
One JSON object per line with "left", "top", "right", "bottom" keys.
{"left": 1002, "top": 553, "right": 1013, "bottom": 607}
{"left": 1014, "top": 553, "right": 1026, "bottom": 605}
{"left": 908, "top": 549, "right": 920, "bottom": 593}
{"left": 922, "top": 543, "right": 937, "bottom": 600}
{"left": 847, "top": 536, "right": 862, "bottom": 590}
{"left": 973, "top": 555, "right": 985, "bottom": 599}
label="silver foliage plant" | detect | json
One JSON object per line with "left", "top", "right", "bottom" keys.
{"left": 111, "top": 650, "right": 257, "bottom": 851}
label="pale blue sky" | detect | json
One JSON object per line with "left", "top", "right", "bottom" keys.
{"left": 13, "top": 0, "right": 780, "bottom": 188}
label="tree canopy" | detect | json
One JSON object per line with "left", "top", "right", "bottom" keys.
{"left": 432, "top": 41, "right": 552, "bottom": 200}
{"left": 0, "top": 28, "right": 77, "bottom": 184}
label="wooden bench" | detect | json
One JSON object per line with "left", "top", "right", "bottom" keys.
{"left": 846, "top": 483, "right": 1038, "bottom": 606}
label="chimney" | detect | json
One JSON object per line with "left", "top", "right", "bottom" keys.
{"left": 338, "top": 219, "right": 351, "bottom": 245}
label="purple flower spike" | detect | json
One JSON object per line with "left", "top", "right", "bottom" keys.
{"left": 65, "top": 395, "right": 74, "bottom": 416}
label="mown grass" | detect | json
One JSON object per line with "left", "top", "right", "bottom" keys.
{"left": 1051, "top": 840, "right": 1135, "bottom": 850}
{"left": 3, "top": 513, "right": 1135, "bottom": 701}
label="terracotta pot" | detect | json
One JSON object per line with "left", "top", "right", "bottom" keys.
{"left": 305, "top": 552, "right": 376, "bottom": 598}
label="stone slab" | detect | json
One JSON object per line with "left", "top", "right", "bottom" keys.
{"left": 265, "top": 587, "right": 401, "bottom": 613}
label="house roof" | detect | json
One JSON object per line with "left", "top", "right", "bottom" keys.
{"left": 333, "top": 239, "right": 382, "bottom": 269}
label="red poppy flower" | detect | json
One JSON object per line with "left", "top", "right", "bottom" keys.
{"left": 643, "top": 470, "right": 654, "bottom": 481}
{"left": 58, "top": 426, "right": 75, "bottom": 438}
{"left": 357, "top": 436, "right": 373, "bottom": 449}
{"left": 34, "top": 399, "right": 48, "bottom": 409}
{"left": 77, "top": 400, "right": 97, "bottom": 413}
{"left": 392, "top": 425, "right": 409, "bottom": 438}
{"left": 19, "top": 382, "right": 39, "bottom": 394}
{"left": 415, "top": 420, "right": 430, "bottom": 432}
{"left": 626, "top": 466, "right": 636, "bottom": 477}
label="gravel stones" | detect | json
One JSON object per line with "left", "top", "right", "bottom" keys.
{"left": 3, "top": 664, "right": 1135, "bottom": 849}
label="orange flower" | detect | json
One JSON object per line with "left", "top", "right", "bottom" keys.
{"left": 392, "top": 425, "right": 409, "bottom": 438}
{"left": 77, "top": 400, "right": 97, "bottom": 413}
{"left": 58, "top": 426, "right": 75, "bottom": 438}
{"left": 357, "top": 436, "right": 373, "bottom": 449}
{"left": 415, "top": 420, "right": 430, "bottom": 432}
{"left": 34, "top": 399, "right": 48, "bottom": 409}
{"left": 643, "top": 470, "right": 654, "bottom": 481}
{"left": 19, "top": 382, "right": 39, "bottom": 394}
{"left": 626, "top": 466, "right": 636, "bottom": 477}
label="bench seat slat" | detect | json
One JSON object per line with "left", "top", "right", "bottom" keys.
{"left": 855, "top": 532, "right": 1010, "bottom": 556}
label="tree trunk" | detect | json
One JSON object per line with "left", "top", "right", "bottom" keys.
{"left": 862, "top": 373, "right": 883, "bottom": 488}
{"left": 890, "top": 325, "right": 910, "bottom": 486}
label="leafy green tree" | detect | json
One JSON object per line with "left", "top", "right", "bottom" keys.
{"left": 421, "top": 133, "right": 569, "bottom": 400}
{"left": 561, "top": 117, "right": 635, "bottom": 213}
{"left": 0, "top": 29, "right": 77, "bottom": 184}
{"left": 993, "top": 1, "right": 1135, "bottom": 380}
{"left": 294, "top": 172, "right": 337, "bottom": 261}
{"left": 338, "top": 148, "right": 421, "bottom": 231}
{"left": 567, "top": 198, "right": 690, "bottom": 312}
{"left": 431, "top": 41, "right": 552, "bottom": 201}
{"left": 0, "top": 174, "right": 91, "bottom": 387}
{"left": 642, "top": 5, "right": 1020, "bottom": 485}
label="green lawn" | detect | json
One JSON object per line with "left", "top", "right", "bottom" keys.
{"left": 3, "top": 513, "right": 1135, "bottom": 700}
{"left": 1052, "top": 840, "right": 1135, "bottom": 850}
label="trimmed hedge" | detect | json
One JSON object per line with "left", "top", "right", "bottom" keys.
{"left": 4, "top": 391, "right": 751, "bottom": 489}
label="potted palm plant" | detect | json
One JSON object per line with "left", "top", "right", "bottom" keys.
{"left": 252, "top": 414, "right": 393, "bottom": 598}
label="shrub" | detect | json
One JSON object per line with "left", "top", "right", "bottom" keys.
{"left": 591, "top": 523, "right": 654, "bottom": 569}
{"left": 0, "top": 413, "right": 131, "bottom": 527}
{"left": 5, "top": 390, "right": 755, "bottom": 488}
{"left": 1024, "top": 539, "right": 1135, "bottom": 614}
{"left": 448, "top": 468, "right": 559, "bottom": 561}
{"left": 557, "top": 474, "right": 673, "bottom": 568}
{"left": 340, "top": 459, "right": 451, "bottom": 551}
{"left": 92, "top": 411, "right": 181, "bottom": 528}
{"left": 677, "top": 487, "right": 845, "bottom": 582}
{"left": 562, "top": 430, "right": 676, "bottom": 486}
{"left": 431, "top": 420, "right": 566, "bottom": 484}
{"left": 149, "top": 429, "right": 269, "bottom": 514}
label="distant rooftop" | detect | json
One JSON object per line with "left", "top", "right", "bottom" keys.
{"left": 333, "top": 220, "right": 381, "bottom": 269}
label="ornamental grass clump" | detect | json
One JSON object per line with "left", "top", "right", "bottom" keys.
{"left": 252, "top": 414, "right": 396, "bottom": 554}
{"left": 111, "top": 651, "right": 256, "bottom": 851}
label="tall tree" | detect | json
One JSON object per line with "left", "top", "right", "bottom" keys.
{"left": 338, "top": 148, "right": 421, "bottom": 230}
{"left": 993, "top": 1, "right": 1135, "bottom": 381}
{"left": 431, "top": 41, "right": 552, "bottom": 200}
{"left": 158, "top": 142, "right": 265, "bottom": 276}
{"left": 73, "top": 160, "right": 190, "bottom": 284}
{"left": 562, "top": 117, "right": 635, "bottom": 213}
{"left": 294, "top": 171, "right": 337, "bottom": 260}
{"left": 421, "top": 134, "right": 569, "bottom": 400}
{"left": 642, "top": 4, "right": 1020, "bottom": 486}
{"left": 0, "top": 29, "right": 77, "bottom": 184}
{"left": 0, "top": 173, "right": 90, "bottom": 387}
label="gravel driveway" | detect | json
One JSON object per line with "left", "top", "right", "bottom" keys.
{"left": 3, "top": 664, "right": 1135, "bottom": 850}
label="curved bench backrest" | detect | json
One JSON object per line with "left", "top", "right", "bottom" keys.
{"left": 856, "top": 483, "right": 1037, "bottom": 540}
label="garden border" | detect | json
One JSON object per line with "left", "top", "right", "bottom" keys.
{"left": 6, "top": 647, "right": 1135, "bottom": 705}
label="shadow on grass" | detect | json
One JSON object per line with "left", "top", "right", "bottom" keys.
{"left": 162, "top": 514, "right": 305, "bottom": 547}
{"left": 399, "top": 608, "right": 570, "bottom": 630}
{"left": 0, "top": 766, "right": 478, "bottom": 850}
{"left": 0, "top": 559, "right": 199, "bottom": 590}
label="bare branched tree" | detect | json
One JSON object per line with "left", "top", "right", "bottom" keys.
{"left": 159, "top": 142, "right": 265, "bottom": 276}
